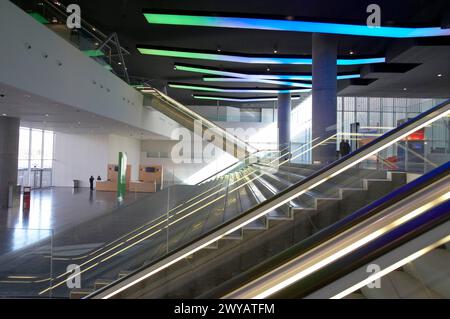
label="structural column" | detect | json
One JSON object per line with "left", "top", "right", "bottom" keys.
{"left": 312, "top": 33, "right": 338, "bottom": 164}
{"left": 277, "top": 92, "right": 291, "bottom": 156}
{"left": 0, "top": 116, "right": 20, "bottom": 208}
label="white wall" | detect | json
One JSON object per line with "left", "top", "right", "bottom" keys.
{"left": 140, "top": 139, "right": 237, "bottom": 185}
{"left": 216, "top": 121, "right": 278, "bottom": 150}
{"left": 52, "top": 133, "right": 109, "bottom": 187}
{"left": 53, "top": 132, "right": 141, "bottom": 187}
{"left": 0, "top": 1, "right": 176, "bottom": 139}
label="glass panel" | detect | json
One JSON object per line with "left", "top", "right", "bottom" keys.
{"left": 17, "top": 168, "right": 29, "bottom": 187}
{"left": 43, "top": 131, "right": 54, "bottom": 162}
{"left": 30, "top": 129, "right": 43, "bottom": 169}
{"left": 41, "top": 169, "right": 52, "bottom": 188}
{"left": 18, "top": 127, "right": 30, "bottom": 160}
{"left": 0, "top": 228, "right": 54, "bottom": 298}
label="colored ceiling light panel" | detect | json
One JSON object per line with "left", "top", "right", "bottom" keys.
{"left": 29, "top": 12, "right": 49, "bottom": 24}
{"left": 137, "top": 47, "right": 385, "bottom": 65}
{"left": 193, "top": 95, "right": 301, "bottom": 102}
{"left": 143, "top": 12, "right": 450, "bottom": 38}
{"left": 175, "top": 64, "right": 361, "bottom": 81}
{"left": 203, "top": 77, "right": 312, "bottom": 88}
{"left": 83, "top": 49, "right": 105, "bottom": 57}
{"left": 168, "top": 83, "right": 311, "bottom": 94}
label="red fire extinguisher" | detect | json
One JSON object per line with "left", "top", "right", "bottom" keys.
{"left": 23, "top": 186, "right": 31, "bottom": 210}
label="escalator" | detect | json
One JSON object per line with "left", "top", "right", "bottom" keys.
{"left": 223, "top": 163, "right": 449, "bottom": 299}
{"left": 83, "top": 99, "right": 449, "bottom": 299}
{"left": 142, "top": 88, "right": 257, "bottom": 159}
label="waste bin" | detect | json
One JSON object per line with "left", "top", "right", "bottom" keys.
{"left": 23, "top": 186, "right": 31, "bottom": 210}
{"left": 73, "top": 180, "right": 80, "bottom": 188}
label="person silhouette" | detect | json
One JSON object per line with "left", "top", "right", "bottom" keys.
{"left": 89, "top": 175, "right": 95, "bottom": 191}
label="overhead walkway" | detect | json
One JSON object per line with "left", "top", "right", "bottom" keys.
{"left": 73, "top": 99, "right": 450, "bottom": 299}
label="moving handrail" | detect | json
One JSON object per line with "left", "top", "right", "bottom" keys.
{"left": 88, "top": 99, "right": 450, "bottom": 299}
{"left": 145, "top": 88, "right": 258, "bottom": 158}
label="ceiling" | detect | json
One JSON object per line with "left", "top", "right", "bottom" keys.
{"left": 24, "top": 0, "right": 450, "bottom": 105}
{"left": 0, "top": 83, "right": 168, "bottom": 139}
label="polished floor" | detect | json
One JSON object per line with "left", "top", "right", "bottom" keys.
{"left": 0, "top": 187, "right": 147, "bottom": 253}
{"left": 0, "top": 184, "right": 197, "bottom": 297}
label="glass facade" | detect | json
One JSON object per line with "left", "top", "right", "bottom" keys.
{"left": 18, "top": 127, "right": 54, "bottom": 188}
{"left": 291, "top": 96, "right": 449, "bottom": 169}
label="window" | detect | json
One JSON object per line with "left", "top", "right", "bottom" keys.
{"left": 18, "top": 127, "right": 54, "bottom": 187}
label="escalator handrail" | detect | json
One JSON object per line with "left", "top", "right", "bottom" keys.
{"left": 271, "top": 187, "right": 450, "bottom": 298}
{"left": 149, "top": 88, "right": 259, "bottom": 153}
{"left": 88, "top": 98, "right": 450, "bottom": 299}
{"left": 195, "top": 143, "right": 293, "bottom": 185}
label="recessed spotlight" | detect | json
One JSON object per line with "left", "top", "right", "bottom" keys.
{"left": 118, "top": 62, "right": 122, "bottom": 65}
{"left": 266, "top": 67, "right": 271, "bottom": 72}
{"left": 45, "top": 114, "right": 49, "bottom": 117}
{"left": 403, "top": 88, "right": 407, "bottom": 91}
{"left": 217, "top": 46, "right": 221, "bottom": 52}
{"left": 273, "top": 45, "right": 278, "bottom": 54}
{"left": 92, "top": 27, "right": 96, "bottom": 31}
{"left": 437, "top": 74, "right": 443, "bottom": 77}
{"left": 2, "top": 113, "right": 7, "bottom": 116}
{"left": 349, "top": 50, "right": 355, "bottom": 55}
{"left": 77, "top": 121, "right": 81, "bottom": 125}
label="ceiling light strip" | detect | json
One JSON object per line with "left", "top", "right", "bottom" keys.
{"left": 137, "top": 47, "right": 385, "bottom": 65}
{"left": 167, "top": 83, "right": 311, "bottom": 93}
{"left": 143, "top": 13, "right": 450, "bottom": 38}
{"left": 193, "top": 95, "right": 301, "bottom": 102}
{"left": 175, "top": 64, "right": 360, "bottom": 81}
{"left": 202, "top": 77, "right": 312, "bottom": 88}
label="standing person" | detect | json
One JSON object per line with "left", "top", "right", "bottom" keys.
{"left": 345, "top": 139, "right": 352, "bottom": 155}
{"left": 97, "top": 175, "right": 101, "bottom": 181}
{"left": 339, "top": 139, "right": 347, "bottom": 158}
{"left": 89, "top": 175, "right": 95, "bottom": 191}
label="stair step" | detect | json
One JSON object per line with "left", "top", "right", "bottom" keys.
{"left": 243, "top": 218, "right": 267, "bottom": 230}
{"left": 118, "top": 270, "right": 132, "bottom": 279}
{"left": 94, "top": 279, "right": 114, "bottom": 290}
{"left": 223, "top": 229, "right": 243, "bottom": 240}
{"left": 204, "top": 241, "right": 219, "bottom": 249}
{"left": 267, "top": 210, "right": 292, "bottom": 220}
{"left": 70, "top": 288, "right": 95, "bottom": 299}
